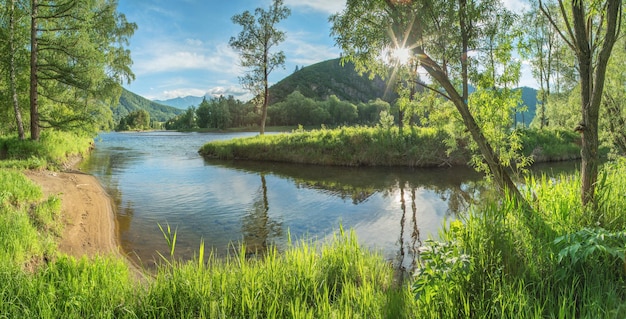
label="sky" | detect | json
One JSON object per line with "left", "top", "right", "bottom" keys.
{"left": 117, "top": 0, "right": 535, "bottom": 102}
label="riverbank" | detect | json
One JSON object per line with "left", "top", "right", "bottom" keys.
{"left": 24, "top": 169, "right": 118, "bottom": 259}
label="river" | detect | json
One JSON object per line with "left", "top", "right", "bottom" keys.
{"left": 81, "top": 131, "right": 575, "bottom": 271}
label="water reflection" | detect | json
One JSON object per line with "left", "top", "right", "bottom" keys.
{"left": 203, "top": 159, "right": 485, "bottom": 271}
{"left": 81, "top": 132, "right": 579, "bottom": 272}
{"left": 242, "top": 174, "right": 283, "bottom": 255}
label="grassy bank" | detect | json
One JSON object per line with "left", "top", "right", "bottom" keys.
{"left": 0, "top": 130, "right": 94, "bottom": 170}
{"left": 199, "top": 126, "right": 582, "bottom": 167}
{"left": 2, "top": 129, "right": 625, "bottom": 317}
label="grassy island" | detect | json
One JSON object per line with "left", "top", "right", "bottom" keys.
{"left": 199, "top": 126, "right": 583, "bottom": 167}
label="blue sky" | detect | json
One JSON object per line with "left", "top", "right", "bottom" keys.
{"left": 117, "top": 0, "right": 535, "bottom": 102}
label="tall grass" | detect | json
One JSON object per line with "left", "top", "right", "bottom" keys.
{"left": 411, "top": 158, "right": 626, "bottom": 318}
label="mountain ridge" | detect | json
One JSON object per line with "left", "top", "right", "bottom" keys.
{"left": 113, "top": 88, "right": 184, "bottom": 123}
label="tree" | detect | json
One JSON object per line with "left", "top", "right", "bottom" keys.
{"left": 5, "top": 0, "right": 27, "bottom": 139}
{"left": 331, "top": 0, "right": 529, "bottom": 208}
{"left": 520, "top": 4, "right": 560, "bottom": 129}
{"left": 196, "top": 97, "right": 211, "bottom": 128}
{"left": 29, "top": 0, "right": 136, "bottom": 140}
{"left": 538, "top": 0, "right": 622, "bottom": 207}
{"left": 229, "top": 0, "right": 290, "bottom": 135}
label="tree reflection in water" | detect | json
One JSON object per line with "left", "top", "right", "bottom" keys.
{"left": 242, "top": 173, "right": 283, "bottom": 256}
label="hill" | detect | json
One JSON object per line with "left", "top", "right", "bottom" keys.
{"left": 154, "top": 95, "right": 207, "bottom": 109}
{"left": 113, "top": 88, "right": 184, "bottom": 122}
{"left": 515, "top": 86, "right": 537, "bottom": 127}
{"left": 268, "top": 58, "right": 394, "bottom": 104}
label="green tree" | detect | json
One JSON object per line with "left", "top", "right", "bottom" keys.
{"left": 520, "top": 3, "right": 561, "bottom": 129}
{"left": 326, "top": 95, "right": 358, "bottom": 125}
{"left": 357, "top": 99, "right": 391, "bottom": 125}
{"left": 166, "top": 106, "right": 196, "bottom": 130}
{"left": 116, "top": 109, "right": 149, "bottom": 131}
{"left": 538, "top": 0, "right": 622, "bottom": 207}
{"left": 331, "top": 0, "right": 528, "bottom": 207}
{"left": 211, "top": 96, "right": 232, "bottom": 129}
{"left": 600, "top": 20, "right": 626, "bottom": 156}
{"left": 196, "top": 97, "right": 211, "bottom": 128}
{"left": 29, "top": 0, "right": 136, "bottom": 140}
{"left": 229, "top": 0, "right": 290, "bottom": 135}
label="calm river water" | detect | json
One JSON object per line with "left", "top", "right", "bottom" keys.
{"left": 81, "top": 131, "right": 575, "bottom": 270}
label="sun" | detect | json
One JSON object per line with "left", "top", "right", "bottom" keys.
{"left": 392, "top": 47, "right": 412, "bottom": 65}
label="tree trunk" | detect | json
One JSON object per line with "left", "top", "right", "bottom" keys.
{"left": 9, "top": 0, "right": 25, "bottom": 140}
{"left": 30, "top": 0, "right": 40, "bottom": 141}
{"left": 260, "top": 48, "right": 269, "bottom": 135}
{"left": 419, "top": 50, "right": 528, "bottom": 209}
{"left": 571, "top": 0, "right": 620, "bottom": 208}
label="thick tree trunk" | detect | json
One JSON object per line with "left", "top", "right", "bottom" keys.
{"left": 9, "top": 0, "right": 25, "bottom": 140}
{"left": 30, "top": 0, "right": 40, "bottom": 141}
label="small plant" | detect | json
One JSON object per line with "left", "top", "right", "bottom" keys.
{"left": 157, "top": 223, "right": 178, "bottom": 263}
{"left": 412, "top": 239, "right": 471, "bottom": 300}
{"left": 553, "top": 227, "right": 626, "bottom": 270}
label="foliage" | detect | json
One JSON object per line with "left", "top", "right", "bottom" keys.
{"left": 116, "top": 109, "right": 150, "bottom": 131}
{"left": 164, "top": 106, "right": 197, "bottom": 130}
{"left": 412, "top": 238, "right": 472, "bottom": 317}
{"left": 28, "top": 0, "right": 137, "bottom": 139}
{"left": 553, "top": 227, "right": 626, "bottom": 269}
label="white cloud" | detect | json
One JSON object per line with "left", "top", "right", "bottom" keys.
{"left": 185, "top": 38, "right": 204, "bottom": 47}
{"left": 162, "top": 88, "right": 207, "bottom": 100}
{"left": 502, "top": 0, "right": 530, "bottom": 14}
{"left": 207, "top": 86, "right": 249, "bottom": 98}
{"left": 132, "top": 41, "right": 242, "bottom": 76}
{"left": 153, "top": 85, "right": 251, "bottom": 101}
{"left": 284, "top": 0, "right": 346, "bottom": 14}
{"left": 282, "top": 32, "right": 340, "bottom": 66}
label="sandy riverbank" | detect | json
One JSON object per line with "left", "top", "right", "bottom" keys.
{"left": 25, "top": 169, "right": 119, "bottom": 258}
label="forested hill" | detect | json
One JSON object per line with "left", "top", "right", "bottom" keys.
{"left": 114, "top": 88, "right": 184, "bottom": 122}
{"left": 268, "top": 58, "right": 393, "bottom": 105}
{"left": 268, "top": 59, "right": 537, "bottom": 126}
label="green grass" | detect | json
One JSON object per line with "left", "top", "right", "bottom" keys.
{"left": 200, "top": 126, "right": 467, "bottom": 167}
{"left": 519, "top": 128, "right": 583, "bottom": 161}
{"left": 0, "top": 130, "right": 94, "bottom": 170}
{"left": 200, "top": 126, "right": 584, "bottom": 167}
{"left": 410, "top": 158, "right": 626, "bottom": 318}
